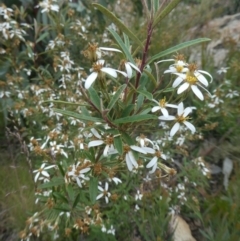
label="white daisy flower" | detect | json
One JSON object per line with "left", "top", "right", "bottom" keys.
{"left": 158, "top": 54, "right": 188, "bottom": 74}
{"left": 33, "top": 163, "right": 56, "bottom": 182}
{"left": 151, "top": 97, "right": 178, "bottom": 116}
{"left": 96, "top": 182, "right": 111, "bottom": 203}
{"left": 37, "top": 0, "right": 59, "bottom": 13}
{"left": 123, "top": 145, "right": 148, "bottom": 171}
{"left": 84, "top": 59, "right": 127, "bottom": 89}
{"left": 172, "top": 63, "right": 212, "bottom": 101}
{"left": 119, "top": 59, "right": 141, "bottom": 78}
{"left": 136, "top": 134, "right": 153, "bottom": 147}
{"left": 83, "top": 43, "right": 122, "bottom": 62}
{"left": 146, "top": 145, "right": 166, "bottom": 173}
{"left": 159, "top": 102, "right": 196, "bottom": 137}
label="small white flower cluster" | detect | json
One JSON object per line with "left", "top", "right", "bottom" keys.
{"left": 0, "top": 4, "right": 29, "bottom": 41}
{"left": 159, "top": 56, "right": 212, "bottom": 101}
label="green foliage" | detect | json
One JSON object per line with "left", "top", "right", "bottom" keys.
{"left": 1, "top": 0, "right": 240, "bottom": 241}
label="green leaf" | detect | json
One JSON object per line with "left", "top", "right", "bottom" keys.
{"left": 153, "top": 0, "right": 182, "bottom": 27}
{"left": 148, "top": 38, "right": 211, "bottom": 64}
{"left": 53, "top": 192, "right": 68, "bottom": 204}
{"left": 136, "top": 94, "right": 144, "bottom": 112}
{"left": 114, "top": 114, "right": 158, "bottom": 124}
{"left": 36, "top": 31, "right": 49, "bottom": 43}
{"left": 67, "top": 184, "right": 74, "bottom": 202}
{"left": 89, "top": 177, "right": 98, "bottom": 204}
{"left": 107, "top": 84, "right": 127, "bottom": 111}
{"left": 121, "top": 104, "right": 134, "bottom": 117}
{"left": 114, "top": 134, "right": 123, "bottom": 155}
{"left": 53, "top": 108, "right": 103, "bottom": 122}
{"left": 162, "top": 87, "right": 175, "bottom": 93}
{"left": 72, "top": 193, "right": 81, "bottom": 208}
{"left": 137, "top": 90, "right": 153, "bottom": 100}
{"left": 107, "top": 28, "right": 135, "bottom": 63}
{"left": 88, "top": 87, "right": 101, "bottom": 110}
{"left": 38, "top": 177, "right": 65, "bottom": 189}
{"left": 143, "top": 69, "right": 157, "bottom": 87}
{"left": 92, "top": 3, "right": 143, "bottom": 48}
{"left": 121, "top": 132, "right": 135, "bottom": 145}
{"left": 43, "top": 100, "right": 87, "bottom": 106}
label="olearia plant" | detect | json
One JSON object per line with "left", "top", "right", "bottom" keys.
{"left": 0, "top": 0, "right": 223, "bottom": 240}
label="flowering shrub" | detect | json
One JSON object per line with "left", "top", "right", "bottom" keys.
{"left": 3, "top": 0, "right": 236, "bottom": 240}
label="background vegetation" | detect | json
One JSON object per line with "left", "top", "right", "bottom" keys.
{"left": 0, "top": 0, "right": 239, "bottom": 240}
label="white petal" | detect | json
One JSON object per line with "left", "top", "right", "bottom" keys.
{"left": 99, "top": 47, "right": 122, "bottom": 52}
{"left": 103, "top": 145, "right": 110, "bottom": 156}
{"left": 76, "top": 177, "right": 82, "bottom": 187}
{"left": 80, "top": 167, "right": 91, "bottom": 174}
{"left": 173, "top": 76, "right": 184, "bottom": 88}
{"left": 85, "top": 72, "right": 98, "bottom": 89}
{"left": 128, "top": 151, "right": 138, "bottom": 168}
{"left": 151, "top": 106, "right": 161, "bottom": 112}
{"left": 157, "top": 59, "right": 174, "bottom": 64}
{"left": 127, "top": 62, "right": 141, "bottom": 73}
{"left": 34, "top": 172, "right": 40, "bottom": 182}
{"left": 177, "top": 82, "right": 189, "bottom": 94}
{"left": 183, "top": 107, "right": 193, "bottom": 117}
{"left": 91, "top": 128, "right": 102, "bottom": 139}
{"left": 101, "top": 67, "right": 117, "bottom": 78}
{"left": 191, "top": 85, "right": 204, "bottom": 100}
{"left": 96, "top": 193, "right": 104, "bottom": 200}
{"left": 130, "top": 145, "right": 147, "bottom": 154}
{"left": 166, "top": 103, "right": 178, "bottom": 108}
{"left": 141, "top": 147, "right": 155, "bottom": 154}
{"left": 88, "top": 140, "right": 104, "bottom": 148}
{"left": 161, "top": 108, "right": 169, "bottom": 116}
{"left": 41, "top": 170, "right": 50, "bottom": 177}
{"left": 116, "top": 69, "right": 128, "bottom": 77}
{"left": 97, "top": 59, "right": 105, "bottom": 65}
{"left": 98, "top": 186, "right": 104, "bottom": 192}
{"left": 177, "top": 102, "right": 184, "bottom": 116}
{"left": 44, "top": 165, "right": 56, "bottom": 170}
{"left": 126, "top": 153, "right": 133, "bottom": 171}
{"left": 158, "top": 115, "right": 175, "bottom": 121}
{"left": 125, "top": 63, "right": 133, "bottom": 78}
{"left": 170, "top": 122, "right": 180, "bottom": 136}
{"left": 195, "top": 72, "right": 208, "bottom": 86}
{"left": 105, "top": 182, "right": 109, "bottom": 190}
{"left": 183, "top": 121, "right": 196, "bottom": 133}
{"left": 197, "top": 70, "right": 213, "bottom": 83}
{"left": 146, "top": 156, "right": 158, "bottom": 168}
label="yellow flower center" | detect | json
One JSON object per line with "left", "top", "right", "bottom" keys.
{"left": 123, "top": 145, "right": 130, "bottom": 153}
{"left": 186, "top": 72, "right": 197, "bottom": 85}
{"left": 105, "top": 136, "right": 114, "bottom": 145}
{"left": 176, "top": 114, "right": 188, "bottom": 123}
{"left": 155, "top": 150, "right": 162, "bottom": 158}
{"left": 159, "top": 97, "right": 166, "bottom": 107}
{"left": 176, "top": 65, "right": 183, "bottom": 72}
{"left": 92, "top": 63, "right": 103, "bottom": 72}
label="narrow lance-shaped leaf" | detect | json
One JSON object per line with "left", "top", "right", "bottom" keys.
{"left": 137, "top": 90, "right": 153, "bottom": 100}
{"left": 53, "top": 108, "right": 103, "bottom": 123}
{"left": 107, "top": 28, "right": 135, "bottom": 63}
{"left": 114, "top": 114, "right": 158, "bottom": 124}
{"left": 92, "top": 3, "right": 143, "bottom": 48}
{"left": 148, "top": 38, "right": 211, "bottom": 65}
{"left": 89, "top": 177, "right": 98, "bottom": 204}
{"left": 88, "top": 87, "right": 101, "bottom": 110}
{"left": 153, "top": 0, "right": 182, "bottom": 27}
{"left": 143, "top": 69, "right": 157, "bottom": 87}
{"left": 107, "top": 84, "right": 126, "bottom": 111}
{"left": 72, "top": 193, "right": 81, "bottom": 208}
{"left": 38, "top": 177, "right": 65, "bottom": 189}
{"left": 114, "top": 134, "right": 123, "bottom": 155}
